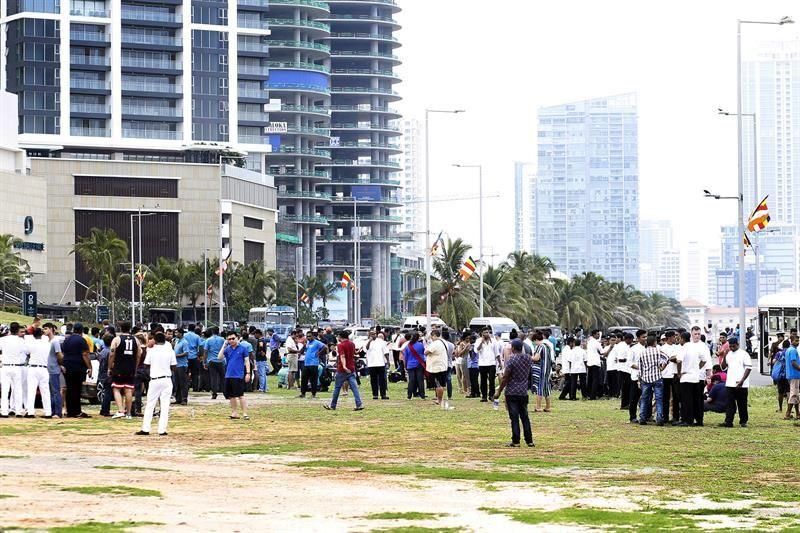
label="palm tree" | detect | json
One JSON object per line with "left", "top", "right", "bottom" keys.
{"left": 0, "top": 234, "right": 28, "bottom": 309}
{"left": 71, "top": 228, "right": 129, "bottom": 322}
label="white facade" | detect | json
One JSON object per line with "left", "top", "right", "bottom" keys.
{"left": 707, "top": 252, "right": 721, "bottom": 305}
{"left": 398, "top": 117, "right": 424, "bottom": 252}
{"left": 683, "top": 240, "right": 708, "bottom": 303}
{"left": 639, "top": 219, "right": 673, "bottom": 294}
{"left": 657, "top": 250, "right": 681, "bottom": 299}
{"left": 513, "top": 161, "right": 536, "bottom": 252}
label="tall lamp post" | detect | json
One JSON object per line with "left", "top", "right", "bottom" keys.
{"left": 735, "top": 16, "right": 793, "bottom": 333}
{"left": 452, "top": 163, "right": 484, "bottom": 317}
{"left": 424, "top": 108, "right": 465, "bottom": 331}
{"left": 130, "top": 209, "right": 158, "bottom": 325}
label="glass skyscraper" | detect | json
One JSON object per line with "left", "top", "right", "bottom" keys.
{"left": 535, "top": 93, "right": 639, "bottom": 285}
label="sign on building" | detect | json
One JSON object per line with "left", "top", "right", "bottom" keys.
{"left": 264, "top": 122, "right": 288, "bottom": 133}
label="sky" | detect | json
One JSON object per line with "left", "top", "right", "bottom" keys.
{"left": 392, "top": 0, "right": 800, "bottom": 265}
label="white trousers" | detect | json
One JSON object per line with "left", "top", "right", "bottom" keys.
{"left": 26, "top": 367, "right": 51, "bottom": 417}
{"left": 142, "top": 378, "right": 172, "bottom": 434}
{"left": 0, "top": 367, "right": 23, "bottom": 416}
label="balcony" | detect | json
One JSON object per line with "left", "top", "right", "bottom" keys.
{"left": 237, "top": 18, "right": 269, "bottom": 30}
{"left": 121, "top": 9, "right": 177, "bottom": 22}
{"left": 329, "top": 32, "right": 399, "bottom": 43}
{"left": 265, "top": 18, "right": 329, "bottom": 31}
{"left": 237, "top": 0, "right": 269, "bottom": 6}
{"left": 273, "top": 146, "right": 330, "bottom": 158}
{"left": 331, "top": 68, "right": 398, "bottom": 79}
{"left": 278, "top": 190, "right": 331, "bottom": 200}
{"left": 268, "top": 40, "right": 329, "bottom": 53}
{"left": 329, "top": 195, "right": 400, "bottom": 205}
{"left": 238, "top": 87, "right": 270, "bottom": 99}
{"left": 270, "top": 168, "right": 330, "bottom": 180}
{"left": 71, "top": 103, "right": 111, "bottom": 114}
{"left": 329, "top": 105, "right": 400, "bottom": 115}
{"left": 122, "top": 81, "right": 178, "bottom": 93}
{"left": 331, "top": 141, "right": 400, "bottom": 151}
{"left": 266, "top": 61, "right": 329, "bottom": 73}
{"left": 70, "top": 31, "right": 109, "bottom": 42}
{"left": 70, "top": 8, "right": 110, "bottom": 17}
{"left": 331, "top": 177, "right": 400, "bottom": 186}
{"left": 237, "top": 64, "right": 269, "bottom": 76}
{"left": 269, "top": 0, "right": 329, "bottom": 10}
{"left": 237, "top": 111, "right": 269, "bottom": 122}
{"left": 122, "top": 105, "right": 182, "bottom": 117}
{"left": 326, "top": 214, "right": 402, "bottom": 223}
{"left": 318, "top": 234, "right": 400, "bottom": 243}
{"left": 70, "top": 126, "right": 109, "bottom": 137}
{"left": 122, "top": 33, "right": 181, "bottom": 46}
{"left": 330, "top": 122, "right": 400, "bottom": 132}
{"left": 238, "top": 41, "right": 269, "bottom": 53}
{"left": 327, "top": 159, "right": 401, "bottom": 168}
{"left": 121, "top": 57, "right": 178, "bottom": 70}
{"left": 330, "top": 50, "right": 399, "bottom": 60}
{"left": 280, "top": 214, "right": 329, "bottom": 225}
{"left": 70, "top": 78, "right": 111, "bottom": 90}
{"left": 266, "top": 82, "right": 329, "bottom": 95}
{"left": 123, "top": 128, "right": 179, "bottom": 140}
{"left": 330, "top": 87, "right": 398, "bottom": 96}
{"left": 70, "top": 55, "right": 110, "bottom": 66}
{"left": 321, "top": 14, "right": 398, "bottom": 24}
{"left": 279, "top": 104, "right": 329, "bottom": 115}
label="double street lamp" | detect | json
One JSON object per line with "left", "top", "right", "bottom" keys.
{"left": 424, "top": 108, "right": 465, "bottom": 331}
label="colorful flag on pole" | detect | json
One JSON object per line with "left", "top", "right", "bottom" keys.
{"left": 430, "top": 231, "right": 443, "bottom": 256}
{"left": 743, "top": 231, "right": 753, "bottom": 254}
{"left": 300, "top": 292, "right": 310, "bottom": 304}
{"left": 214, "top": 259, "right": 230, "bottom": 276}
{"left": 135, "top": 266, "right": 146, "bottom": 285}
{"left": 341, "top": 271, "right": 354, "bottom": 289}
{"left": 747, "top": 195, "right": 770, "bottom": 232}
{"left": 458, "top": 256, "right": 477, "bottom": 281}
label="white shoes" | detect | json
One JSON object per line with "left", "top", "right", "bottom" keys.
{"left": 111, "top": 412, "right": 126, "bottom": 419}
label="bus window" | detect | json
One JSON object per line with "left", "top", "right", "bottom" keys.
{"left": 769, "top": 313, "right": 780, "bottom": 333}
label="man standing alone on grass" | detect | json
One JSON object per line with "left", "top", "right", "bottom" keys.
{"left": 719, "top": 337, "right": 752, "bottom": 428}
{"left": 325, "top": 330, "right": 364, "bottom": 411}
{"left": 136, "top": 331, "right": 176, "bottom": 436}
{"left": 221, "top": 332, "right": 251, "bottom": 420}
{"left": 633, "top": 335, "right": 668, "bottom": 426}
{"left": 494, "top": 339, "right": 534, "bottom": 448}
{"left": 784, "top": 334, "right": 800, "bottom": 420}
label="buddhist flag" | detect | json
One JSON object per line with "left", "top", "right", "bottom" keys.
{"left": 747, "top": 196, "right": 770, "bottom": 232}
{"left": 214, "top": 260, "right": 230, "bottom": 276}
{"left": 135, "top": 266, "right": 146, "bottom": 285}
{"left": 743, "top": 231, "right": 753, "bottom": 254}
{"left": 458, "top": 256, "right": 477, "bottom": 281}
{"left": 300, "top": 292, "right": 310, "bottom": 304}
{"left": 341, "top": 271, "right": 354, "bottom": 289}
{"left": 430, "top": 231, "right": 443, "bottom": 256}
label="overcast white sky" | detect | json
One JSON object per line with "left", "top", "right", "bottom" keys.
{"left": 393, "top": 0, "right": 800, "bottom": 264}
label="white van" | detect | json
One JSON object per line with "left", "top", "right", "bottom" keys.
{"left": 402, "top": 315, "right": 449, "bottom": 330}
{"left": 468, "top": 317, "right": 520, "bottom": 341}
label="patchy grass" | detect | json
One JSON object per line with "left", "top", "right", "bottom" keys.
{"left": 93, "top": 465, "right": 172, "bottom": 472}
{"left": 371, "top": 528, "right": 460, "bottom": 533}
{"left": 482, "top": 507, "right": 699, "bottom": 530}
{"left": 48, "top": 521, "right": 161, "bottom": 532}
{"left": 0, "top": 454, "right": 27, "bottom": 459}
{"left": 60, "top": 486, "right": 161, "bottom": 498}
{"left": 0, "top": 493, "right": 15, "bottom": 498}
{"left": 364, "top": 512, "right": 449, "bottom": 520}
{"left": 198, "top": 443, "right": 306, "bottom": 456}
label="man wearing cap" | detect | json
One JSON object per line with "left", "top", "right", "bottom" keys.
{"left": 494, "top": 339, "right": 534, "bottom": 447}
{"left": 0, "top": 322, "right": 29, "bottom": 417}
{"left": 719, "top": 336, "right": 752, "bottom": 427}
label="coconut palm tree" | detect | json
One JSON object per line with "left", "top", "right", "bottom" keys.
{"left": 71, "top": 228, "right": 129, "bottom": 322}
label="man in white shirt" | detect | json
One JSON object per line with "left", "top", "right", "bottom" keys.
{"left": 441, "top": 330, "right": 456, "bottom": 402}
{"left": 676, "top": 327, "right": 708, "bottom": 426}
{"left": 616, "top": 333, "right": 633, "bottom": 409}
{"left": 585, "top": 329, "right": 603, "bottom": 400}
{"left": 570, "top": 337, "right": 588, "bottom": 400}
{"left": 628, "top": 330, "right": 646, "bottom": 423}
{"left": 24, "top": 327, "right": 52, "bottom": 418}
{"left": 474, "top": 329, "right": 499, "bottom": 402}
{"left": 136, "top": 331, "right": 177, "bottom": 436}
{"left": 605, "top": 335, "right": 620, "bottom": 399}
{"left": 0, "top": 322, "right": 29, "bottom": 417}
{"left": 559, "top": 339, "right": 573, "bottom": 400}
{"left": 695, "top": 332, "right": 713, "bottom": 427}
{"left": 425, "top": 329, "right": 449, "bottom": 407}
{"left": 720, "top": 336, "right": 752, "bottom": 428}
{"left": 659, "top": 331, "right": 680, "bottom": 424}
{"left": 365, "top": 330, "right": 390, "bottom": 400}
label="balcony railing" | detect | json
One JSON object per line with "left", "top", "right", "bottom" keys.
{"left": 265, "top": 18, "right": 329, "bottom": 31}
{"left": 123, "top": 128, "right": 179, "bottom": 139}
{"left": 237, "top": 111, "right": 269, "bottom": 122}
{"left": 70, "top": 31, "right": 109, "bottom": 42}
{"left": 328, "top": 159, "right": 400, "bottom": 168}
{"left": 70, "top": 78, "right": 110, "bottom": 90}
{"left": 331, "top": 68, "right": 396, "bottom": 77}
{"left": 122, "top": 33, "right": 180, "bottom": 46}
{"left": 70, "top": 8, "right": 110, "bottom": 17}
{"left": 238, "top": 87, "right": 269, "bottom": 98}
{"left": 237, "top": 41, "right": 269, "bottom": 53}
{"left": 270, "top": 0, "right": 328, "bottom": 9}
{"left": 122, "top": 105, "right": 181, "bottom": 117}
{"left": 279, "top": 104, "right": 329, "bottom": 114}
{"left": 122, "top": 81, "right": 178, "bottom": 93}
{"left": 331, "top": 50, "right": 398, "bottom": 59}
{"left": 122, "top": 57, "right": 178, "bottom": 70}
{"left": 331, "top": 123, "right": 400, "bottom": 131}
{"left": 238, "top": 134, "right": 269, "bottom": 144}
{"left": 318, "top": 234, "right": 400, "bottom": 243}
{"left": 274, "top": 146, "right": 330, "bottom": 157}
{"left": 331, "top": 87, "right": 398, "bottom": 95}
{"left": 237, "top": 18, "right": 269, "bottom": 29}
{"left": 237, "top": 0, "right": 269, "bottom": 6}
{"left": 266, "top": 61, "right": 328, "bottom": 73}
{"left": 322, "top": 14, "right": 397, "bottom": 23}
{"left": 238, "top": 64, "right": 269, "bottom": 76}
{"left": 268, "top": 40, "right": 329, "bottom": 52}
{"left": 278, "top": 190, "right": 331, "bottom": 200}
{"left": 266, "top": 82, "right": 329, "bottom": 94}
{"left": 70, "top": 126, "right": 109, "bottom": 137}
{"left": 70, "top": 55, "right": 110, "bottom": 66}
{"left": 121, "top": 9, "right": 177, "bottom": 22}
{"left": 329, "top": 32, "right": 398, "bottom": 42}
{"left": 329, "top": 105, "right": 398, "bottom": 113}
{"left": 331, "top": 177, "right": 401, "bottom": 185}
{"left": 269, "top": 168, "right": 330, "bottom": 179}
{"left": 280, "top": 214, "right": 329, "bottom": 225}
{"left": 71, "top": 103, "right": 111, "bottom": 114}
{"left": 326, "top": 214, "right": 402, "bottom": 222}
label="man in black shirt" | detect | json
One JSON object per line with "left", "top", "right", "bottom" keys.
{"left": 60, "top": 322, "right": 92, "bottom": 418}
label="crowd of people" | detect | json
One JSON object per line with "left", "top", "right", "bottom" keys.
{"left": 0, "top": 316, "right": 769, "bottom": 445}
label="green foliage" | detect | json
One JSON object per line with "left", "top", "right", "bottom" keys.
{"left": 60, "top": 486, "right": 161, "bottom": 497}
{"left": 48, "top": 521, "right": 162, "bottom": 532}
{"left": 0, "top": 233, "right": 30, "bottom": 309}
{"left": 70, "top": 228, "right": 129, "bottom": 322}
{"left": 143, "top": 279, "right": 177, "bottom": 307}
{"left": 364, "top": 512, "right": 448, "bottom": 520}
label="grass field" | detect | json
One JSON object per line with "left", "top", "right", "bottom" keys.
{"left": 1, "top": 379, "right": 799, "bottom": 531}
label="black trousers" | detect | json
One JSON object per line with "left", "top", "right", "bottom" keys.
{"left": 208, "top": 362, "right": 225, "bottom": 395}
{"left": 188, "top": 358, "right": 200, "bottom": 391}
{"left": 506, "top": 395, "right": 533, "bottom": 445}
{"left": 300, "top": 365, "right": 318, "bottom": 396}
{"left": 407, "top": 367, "right": 426, "bottom": 399}
{"left": 173, "top": 367, "right": 189, "bottom": 404}
{"left": 662, "top": 377, "right": 680, "bottom": 421}
{"left": 628, "top": 379, "right": 641, "bottom": 421}
{"left": 568, "top": 373, "right": 586, "bottom": 400}
{"left": 587, "top": 365, "right": 601, "bottom": 399}
{"left": 559, "top": 377, "right": 570, "bottom": 400}
{"left": 64, "top": 368, "right": 85, "bottom": 417}
{"left": 724, "top": 387, "right": 749, "bottom": 425}
{"left": 270, "top": 349, "right": 281, "bottom": 375}
{"left": 369, "top": 366, "right": 388, "bottom": 398}
{"left": 479, "top": 365, "right": 496, "bottom": 400}
{"left": 680, "top": 381, "right": 696, "bottom": 424}
{"left": 468, "top": 368, "right": 480, "bottom": 397}
{"left": 694, "top": 382, "right": 705, "bottom": 425}
{"left": 607, "top": 370, "right": 619, "bottom": 398}
{"left": 133, "top": 367, "right": 149, "bottom": 416}
{"left": 619, "top": 372, "right": 631, "bottom": 408}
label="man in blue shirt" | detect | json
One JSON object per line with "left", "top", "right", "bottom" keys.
{"left": 784, "top": 335, "right": 800, "bottom": 420}
{"left": 703, "top": 375, "right": 729, "bottom": 413}
{"left": 203, "top": 328, "right": 226, "bottom": 399}
{"left": 299, "top": 330, "right": 327, "bottom": 399}
{"left": 173, "top": 328, "right": 190, "bottom": 405}
{"left": 221, "top": 332, "right": 251, "bottom": 419}
{"left": 183, "top": 324, "right": 202, "bottom": 392}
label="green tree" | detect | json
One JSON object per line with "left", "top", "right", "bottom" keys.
{"left": 143, "top": 279, "right": 177, "bottom": 307}
{"left": 70, "top": 228, "right": 129, "bottom": 322}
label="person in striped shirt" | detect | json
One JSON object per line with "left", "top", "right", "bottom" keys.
{"left": 632, "top": 335, "right": 668, "bottom": 426}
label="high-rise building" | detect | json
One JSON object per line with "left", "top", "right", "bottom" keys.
{"left": 513, "top": 161, "right": 535, "bottom": 253}
{"left": 318, "top": 0, "right": 402, "bottom": 317}
{"left": 399, "top": 117, "right": 424, "bottom": 252}
{"left": 657, "top": 250, "right": 681, "bottom": 299}
{"left": 639, "top": 219, "right": 672, "bottom": 294}
{"left": 683, "top": 241, "right": 708, "bottom": 304}
{"left": 535, "top": 94, "right": 639, "bottom": 285}
{"left": 707, "top": 252, "right": 721, "bottom": 305}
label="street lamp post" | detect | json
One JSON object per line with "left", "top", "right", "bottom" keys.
{"left": 129, "top": 209, "right": 158, "bottom": 326}
{"left": 735, "top": 16, "right": 793, "bottom": 333}
{"left": 424, "top": 108, "right": 465, "bottom": 331}
{"left": 453, "top": 163, "right": 484, "bottom": 317}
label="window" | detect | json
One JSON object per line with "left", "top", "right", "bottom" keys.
{"left": 243, "top": 216, "right": 263, "bottom": 230}
{"left": 243, "top": 240, "right": 264, "bottom": 265}
{"left": 74, "top": 176, "right": 178, "bottom": 197}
